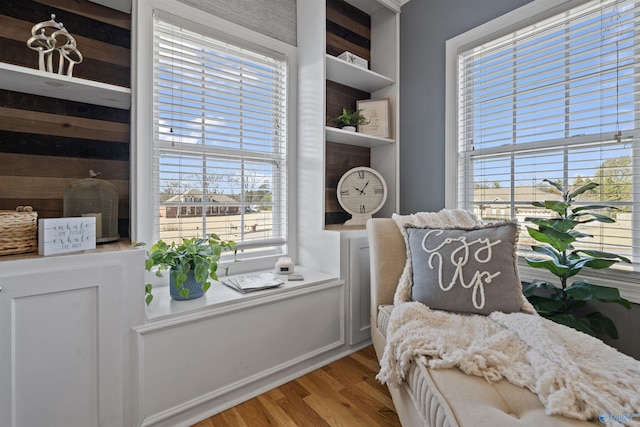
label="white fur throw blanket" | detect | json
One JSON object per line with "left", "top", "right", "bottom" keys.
{"left": 377, "top": 303, "right": 640, "bottom": 424}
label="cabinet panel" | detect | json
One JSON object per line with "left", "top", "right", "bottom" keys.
{"left": 13, "top": 286, "right": 99, "bottom": 427}
{"left": 0, "top": 251, "right": 142, "bottom": 427}
{"left": 349, "top": 236, "right": 371, "bottom": 344}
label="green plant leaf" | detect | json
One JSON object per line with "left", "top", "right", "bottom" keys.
{"left": 575, "top": 250, "right": 631, "bottom": 263}
{"left": 527, "top": 295, "right": 564, "bottom": 314}
{"left": 194, "top": 263, "right": 208, "bottom": 282}
{"left": 525, "top": 257, "right": 569, "bottom": 277}
{"left": 202, "top": 281, "right": 211, "bottom": 293}
{"left": 527, "top": 226, "right": 574, "bottom": 252}
{"left": 571, "top": 204, "right": 612, "bottom": 213}
{"left": 530, "top": 244, "right": 562, "bottom": 262}
{"left": 565, "top": 299, "right": 587, "bottom": 311}
{"left": 531, "top": 201, "right": 546, "bottom": 208}
{"left": 546, "top": 313, "right": 596, "bottom": 336}
{"left": 174, "top": 272, "right": 187, "bottom": 288}
{"left": 581, "top": 258, "right": 618, "bottom": 270}
{"left": 586, "top": 312, "right": 619, "bottom": 339}
{"left": 528, "top": 218, "right": 578, "bottom": 233}
{"left": 145, "top": 283, "right": 153, "bottom": 306}
{"left": 567, "top": 182, "right": 598, "bottom": 200}
{"left": 544, "top": 200, "right": 569, "bottom": 216}
{"left": 542, "top": 178, "right": 565, "bottom": 193}
{"left": 565, "top": 281, "right": 632, "bottom": 308}
{"left": 567, "top": 230, "right": 592, "bottom": 239}
{"left": 179, "top": 288, "right": 189, "bottom": 298}
{"left": 522, "top": 280, "right": 558, "bottom": 296}
{"left": 571, "top": 213, "right": 616, "bottom": 223}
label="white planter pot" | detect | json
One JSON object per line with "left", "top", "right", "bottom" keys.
{"left": 342, "top": 126, "right": 356, "bottom": 132}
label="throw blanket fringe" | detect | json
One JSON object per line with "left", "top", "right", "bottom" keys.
{"left": 378, "top": 302, "right": 640, "bottom": 425}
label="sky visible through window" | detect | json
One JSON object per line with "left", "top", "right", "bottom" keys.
{"left": 459, "top": 0, "right": 637, "bottom": 263}
{"left": 467, "top": 1, "right": 634, "bottom": 188}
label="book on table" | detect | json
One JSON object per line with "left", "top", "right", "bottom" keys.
{"left": 221, "top": 272, "right": 284, "bottom": 293}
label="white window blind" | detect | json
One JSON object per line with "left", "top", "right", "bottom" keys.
{"left": 456, "top": 0, "right": 640, "bottom": 269}
{"left": 153, "top": 16, "right": 288, "bottom": 259}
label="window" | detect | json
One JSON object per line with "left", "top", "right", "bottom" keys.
{"left": 447, "top": 0, "right": 640, "bottom": 278}
{"left": 151, "top": 15, "right": 289, "bottom": 261}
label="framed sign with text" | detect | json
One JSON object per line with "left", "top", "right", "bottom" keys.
{"left": 38, "top": 217, "right": 96, "bottom": 256}
{"left": 357, "top": 97, "right": 391, "bottom": 138}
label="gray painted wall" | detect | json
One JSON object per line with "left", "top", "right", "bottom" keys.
{"left": 399, "top": 0, "right": 639, "bottom": 360}
{"left": 398, "top": 0, "right": 532, "bottom": 214}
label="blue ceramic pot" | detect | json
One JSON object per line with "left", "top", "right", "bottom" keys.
{"left": 170, "top": 269, "right": 206, "bottom": 300}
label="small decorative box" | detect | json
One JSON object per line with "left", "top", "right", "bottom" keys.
{"left": 337, "top": 51, "right": 368, "bottom": 70}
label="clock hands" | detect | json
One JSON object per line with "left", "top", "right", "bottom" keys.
{"left": 353, "top": 181, "right": 370, "bottom": 195}
{"left": 361, "top": 181, "right": 369, "bottom": 194}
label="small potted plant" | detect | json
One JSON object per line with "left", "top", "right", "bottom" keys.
{"left": 333, "top": 107, "right": 369, "bottom": 131}
{"left": 141, "top": 235, "right": 235, "bottom": 305}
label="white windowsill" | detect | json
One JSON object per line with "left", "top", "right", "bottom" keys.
{"left": 144, "top": 266, "right": 341, "bottom": 323}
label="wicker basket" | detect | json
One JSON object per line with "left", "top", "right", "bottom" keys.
{"left": 0, "top": 208, "right": 38, "bottom": 256}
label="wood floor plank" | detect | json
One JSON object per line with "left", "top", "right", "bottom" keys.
{"left": 191, "top": 419, "right": 214, "bottom": 427}
{"left": 352, "top": 377, "right": 397, "bottom": 411}
{"left": 276, "top": 381, "right": 332, "bottom": 427}
{"left": 218, "top": 407, "right": 250, "bottom": 427}
{"left": 193, "top": 346, "right": 400, "bottom": 427}
{"left": 298, "top": 371, "right": 382, "bottom": 427}
{"left": 255, "top": 394, "right": 299, "bottom": 427}
{"left": 350, "top": 345, "right": 382, "bottom": 372}
{"left": 233, "top": 398, "right": 279, "bottom": 426}
{"left": 324, "top": 354, "right": 390, "bottom": 398}
{"left": 340, "top": 385, "right": 402, "bottom": 427}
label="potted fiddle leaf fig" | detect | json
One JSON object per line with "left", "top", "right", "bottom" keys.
{"left": 333, "top": 107, "right": 369, "bottom": 131}
{"left": 141, "top": 235, "right": 235, "bottom": 305}
{"left": 523, "top": 179, "right": 631, "bottom": 339}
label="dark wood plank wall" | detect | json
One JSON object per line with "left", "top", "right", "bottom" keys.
{"left": 0, "top": 0, "right": 131, "bottom": 239}
{"left": 325, "top": 141, "right": 370, "bottom": 225}
{"left": 325, "top": 0, "right": 372, "bottom": 226}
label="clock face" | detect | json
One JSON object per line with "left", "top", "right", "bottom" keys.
{"left": 337, "top": 167, "right": 387, "bottom": 217}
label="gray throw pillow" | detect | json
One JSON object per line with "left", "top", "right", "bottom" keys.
{"left": 407, "top": 222, "right": 523, "bottom": 315}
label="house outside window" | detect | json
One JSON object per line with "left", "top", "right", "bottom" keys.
{"left": 446, "top": 0, "right": 640, "bottom": 294}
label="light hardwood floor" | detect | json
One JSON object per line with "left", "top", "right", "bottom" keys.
{"left": 192, "top": 345, "right": 401, "bottom": 427}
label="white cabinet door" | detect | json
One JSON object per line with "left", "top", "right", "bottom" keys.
{"left": 348, "top": 236, "right": 372, "bottom": 345}
{"left": 0, "top": 251, "right": 141, "bottom": 427}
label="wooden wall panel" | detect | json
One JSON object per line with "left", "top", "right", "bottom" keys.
{"left": 325, "top": 1, "right": 372, "bottom": 226}
{"left": 326, "top": 0, "right": 371, "bottom": 62}
{"left": 325, "top": 142, "right": 370, "bottom": 225}
{"left": 326, "top": 80, "right": 370, "bottom": 127}
{"left": 0, "top": 0, "right": 131, "bottom": 240}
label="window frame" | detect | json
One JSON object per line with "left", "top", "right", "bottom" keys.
{"left": 132, "top": 0, "right": 298, "bottom": 273}
{"left": 445, "top": 0, "right": 640, "bottom": 303}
